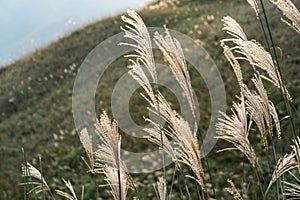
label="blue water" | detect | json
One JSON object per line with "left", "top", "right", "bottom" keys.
{"left": 0, "top": 0, "right": 150, "bottom": 67}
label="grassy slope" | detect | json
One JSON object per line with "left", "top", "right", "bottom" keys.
{"left": 0, "top": 0, "right": 299, "bottom": 199}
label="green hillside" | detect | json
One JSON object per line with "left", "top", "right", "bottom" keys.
{"left": 1, "top": 0, "right": 299, "bottom": 199}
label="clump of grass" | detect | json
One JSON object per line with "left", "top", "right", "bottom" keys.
{"left": 93, "top": 112, "right": 135, "bottom": 200}
{"left": 217, "top": 0, "right": 300, "bottom": 198}
{"left": 21, "top": 0, "right": 300, "bottom": 199}
{"left": 121, "top": 9, "right": 208, "bottom": 197}
{"left": 21, "top": 162, "right": 55, "bottom": 199}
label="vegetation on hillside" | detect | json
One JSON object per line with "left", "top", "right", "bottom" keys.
{"left": 1, "top": 0, "right": 300, "bottom": 199}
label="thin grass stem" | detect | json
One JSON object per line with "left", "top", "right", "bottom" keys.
{"left": 117, "top": 143, "right": 122, "bottom": 200}
{"left": 22, "top": 148, "right": 27, "bottom": 200}
{"left": 168, "top": 166, "right": 177, "bottom": 199}
{"left": 253, "top": 163, "right": 264, "bottom": 198}
{"left": 177, "top": 167, "right": 192, "bottom": 200}
{"left": 259, "top": 2, "right": 298, "bottom": 197}
{"left": 155, "top": 84, "right": 168, "bottom": 200}
{"left": 39, "top": 156, "right": 45, "bottom": 200}
{"left": 259, "top": 0, "right": 298, "bottom": 144}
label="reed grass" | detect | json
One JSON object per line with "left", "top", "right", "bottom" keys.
{"left": 21, "top": 0, "right": 300, "bottom": 199}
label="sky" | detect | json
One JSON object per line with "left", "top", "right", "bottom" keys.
{"left": 0, "top": 0, "right": 150, "bottom": 67}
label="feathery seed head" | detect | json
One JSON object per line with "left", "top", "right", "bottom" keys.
{"left": 93, "top": 111, "right": 134, "bottom": 200}
{"left": 246, "top": 0, "right": 260, "bottom": 18}
{"left": 79, "top": 128, "right": 94, "bottom": 170}
{"left": 22, "top": 163, "right": 49, "bottom": 190}
{"left": 221, "top": 42, "right": 244, "bottom": 91}
{"left": 226, "top": 179, "right": 244, "bottom": 200}
{"left": 269, "top": 0, "right": 300, "bottom": 34}
{"left": 153, "top": 177, "right": 167, "bottom": 200}
{"left": 222, "top": 16, "right": 248, "bottom": 41}
{"left": 216, "top": 97, "right": 257, "bottom": 166}
{"left": 120, "top": 9, "right": 157, "bottom": 84}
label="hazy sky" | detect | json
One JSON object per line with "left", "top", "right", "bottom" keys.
{"left": 0, "top": 0, "right": 150, "bottom": 66}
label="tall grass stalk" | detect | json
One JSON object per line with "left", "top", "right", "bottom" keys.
{"left": 39, "top": 156, "right": 45, "bottom": 200}
{"left": 179, "top": 168, "right": 192, "bottom": 199}
{"left": 22, "top": 149, "right": 38, "bottom": 200}
{"left": 259, "top": 1, "right": 299, "bottom": 196}
{"left": 22, "top": 148, "right": 27, "bottom": 200}
{"left": 253, "top": 164, "right": 264, "bottom": 197}
{"left": 259, "top": 0, "right": 298, "bottom": 142}
{"left": 156, "top": 87, "right": 168, "bottom": 199}
{"left": 153, "top": 22, "right": 209, "bottom": 199}
{"left": 117, "top": 141, "right": 122, "bottom": 200}
{"left": 120, "top": 10, "right": 168, "bottom": 197}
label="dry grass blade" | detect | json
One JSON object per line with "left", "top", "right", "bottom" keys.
{"left": 252, "top": 72, "right": 281, "bottom": 139}
{"left": 226, "top": 179, "right": 244, "bottom": 200}
{"left": 281, "top": 137, "right": 300, "bottom": 199}
{"left": 146, "top": 92, "right": 206, "bottom": 189}
{"left": 144, "top": 121, "right": 178, "bottom": 166}
{"left": 129, "top": 65, "right": 156, "bottom": 104}
{"left": 246, "top": 0, "right": 260, "bottom": 18}
{"left": 283, "top": 174, "right": 300, "bottom": 199}
{"left": 56, "top": 179, "right": 78, "bottom": 200}
{"left": 269, "top": 152, "right": 297, "bottom": 187}
{"left": 22, "top": 162, "right": 50, "bottom": 193}
{"left": 154, "top": 26, "right": 197, "bottom": 132}
{"left": 178, "top": 133, "right": 206, "bottom": 189}
{"left": 101, "top": 166, "right": 132, "bottom": 200}
{"left": 120, "top": 10, "right": 170, "bottom": 193}
{"left": 269, "top": 0, "right": 300, "bottom": 34}
{"left": 264, "top": 135, "right": 299, "bottom": 196}
{"left": 221, "top": 42, "right": 243, "bottom": 90}
{"left": 268, "top": 100, "right": 281, "bottom": 140}
{"left": 291, "top": 136, "right": 300, "bottom": 162}
{"left": 92, "top": 112, "right": 134, "bottom": 200}
{"left": 215, "top": 97, "right": 257, "bottom": 167}
{"left": 120, "top": 9, "right": 207, "bottom": 193}
{"left": 222, "top": 16, "right": 248, "bottom": 41}
{"left": 243, "top": 73, "right": 281, "bottom": 139}
{"left": 221, "top": 16, "right": 257, "bottom": 72}
{"left": 79, "top": 128, "right": 94, "bottom": 171}
{"left": 265, "top": 151, "right": 297, "bottom": 197}
{"left": 119, "top": 12, "right": 206, "bottom": 189}
{"left": 94, "top": 112, "right": 122, "bottom": 168}
{"left": 221, "top": 16, "right": 292, "bottom": 101}
{"left": 235, "top": 40, "right": 281, "bottom": 86}
{"left": 153, "top": 177, "right": 167, "bottom": 200}
{"left": 243, "top": 84, "right": 266, "bottom": 137}
{"left": 240, "top": 40, "right": 291, "bottom": 101}
{"left": 120, "top": 9, "right": 157, "bottom": 84}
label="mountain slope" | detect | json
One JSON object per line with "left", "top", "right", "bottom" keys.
{"left": 1, "top": 0, "right": 299, "bottom": 199}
